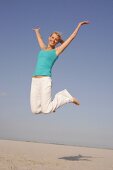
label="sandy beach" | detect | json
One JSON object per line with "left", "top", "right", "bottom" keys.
{"left": 0, "top": 140, "right": 113, "bottom": 170}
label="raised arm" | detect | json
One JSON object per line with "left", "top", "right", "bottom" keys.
{"left": 56, "top": 21, "right": 90, "bottom": 56}
{"left": 33, "top": 27, "right": 47, "bottom": 49}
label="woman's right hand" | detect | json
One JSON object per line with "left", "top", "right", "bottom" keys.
{"left": 32, "top": 27, "right": 40, "bottom": 32}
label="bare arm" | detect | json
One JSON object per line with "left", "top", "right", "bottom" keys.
{"left": 33, "top": 27, "right": 47, "bottom": 49}
{"left": 56, "top": 21, "right": 90, "bottom": 56}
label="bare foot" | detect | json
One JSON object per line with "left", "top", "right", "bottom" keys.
{"left": 72, "top": 97, "right": 80, "bottom": 106}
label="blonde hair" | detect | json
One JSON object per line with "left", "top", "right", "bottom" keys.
{"left": 50, "top": 31, "right": 62, "bottom": 38}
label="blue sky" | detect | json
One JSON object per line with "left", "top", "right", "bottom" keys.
{"left": 0, "top": 0, "right": 113, "bottom": 149}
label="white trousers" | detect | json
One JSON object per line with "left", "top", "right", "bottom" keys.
{"left": 30, "top": 77, "right": 73, "bottom": 114}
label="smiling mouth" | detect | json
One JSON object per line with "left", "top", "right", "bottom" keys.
{"left": 50, "top": 41, "right": 55, "bottom": 44}
{"left": 50, "top": 40, "right": 54, "bottom": 43}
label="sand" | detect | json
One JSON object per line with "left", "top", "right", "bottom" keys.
{"left": 0, "top": 139, "right": 113, "bottom": 170}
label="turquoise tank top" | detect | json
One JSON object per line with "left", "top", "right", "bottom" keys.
{"left": 33, "top": 49, "right": 58, "bottom": 77}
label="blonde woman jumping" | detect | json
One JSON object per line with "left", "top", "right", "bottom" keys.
{"left": 30, "top": 21, "right": 89, "bottom": 114}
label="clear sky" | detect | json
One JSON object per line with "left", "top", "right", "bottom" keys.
{"left": 0, "top": 0, "right": 113, "bottom": 149}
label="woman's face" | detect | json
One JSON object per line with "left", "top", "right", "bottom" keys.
{"left": 48, "top": 33, "right": 60, "bottom": 47}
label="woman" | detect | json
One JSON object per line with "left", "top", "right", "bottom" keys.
{"left": 30, "top": 21, "right": 89, "bottom": 114}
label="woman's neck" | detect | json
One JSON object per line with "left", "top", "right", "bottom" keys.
{"left": 46, "top": 45, "right": 55, "bottom": 50}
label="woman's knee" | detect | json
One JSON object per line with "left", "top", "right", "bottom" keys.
{"left": 41, "top": 105, "right": 54, "bottom": 114}
{"left": 31, "top": 107, "right": 41, "bottom": 114}
{"left": 41, "top": 108, "right": 51, "bottom": 114}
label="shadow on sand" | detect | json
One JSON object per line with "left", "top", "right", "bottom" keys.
{"left": 59, "top": 154, "right": 93, "bottom": 161}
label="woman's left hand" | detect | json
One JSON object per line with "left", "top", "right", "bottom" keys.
{"left": 78, "top": 21, "right": 90, "bottom": 27}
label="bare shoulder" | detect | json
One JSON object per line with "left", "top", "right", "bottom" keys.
{"left": 41, "top": 46, "right": 47, "bottom": 50}
{"left": 55, "top": 46, "right": 62, "bottom": 56}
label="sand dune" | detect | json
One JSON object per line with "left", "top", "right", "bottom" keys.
{"left": 0, "top": 139, "right": 113, "bottom": 170}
